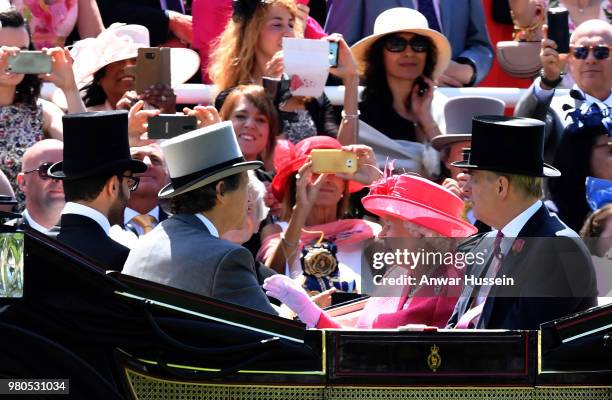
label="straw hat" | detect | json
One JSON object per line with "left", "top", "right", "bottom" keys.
{"left": 350, "top": 7, "right": 452, "bottom": 79}
{"left": 363, "top": 174, "right": 477, "bottom": 238}
{"left": 70, "top": 23, "right": 200, "bottom": 88}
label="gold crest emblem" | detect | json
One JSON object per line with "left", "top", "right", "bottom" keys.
{"left": 427, "top": 344, "right": 441, "bottom": 372}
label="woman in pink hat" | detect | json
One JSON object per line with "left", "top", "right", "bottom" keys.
{"left": 263, "top": 173, "right": 477, "bottom": 329}
{"left": 257, "top": 136, "right": 382, "bottom": 294}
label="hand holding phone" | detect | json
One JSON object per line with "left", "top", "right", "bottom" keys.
{"left": 310, "top": 149, "right": 357, "bottom": 174}
{"left": 416, "top": 76, "right": 429, "bottom": 97}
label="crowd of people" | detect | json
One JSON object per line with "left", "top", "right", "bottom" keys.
{"left": 0, "top": 0, "right": 611, "bottom": 331}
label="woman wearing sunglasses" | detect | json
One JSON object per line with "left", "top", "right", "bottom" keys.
{"left": 350, "top": 8, "right": 451, "bottom": 144}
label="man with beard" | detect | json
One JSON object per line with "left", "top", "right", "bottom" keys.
{"left": 13, "top": 140, "right": 65, "bottom": 233}
{"left": 124, "top": 144, "right": 170, "bottom": 236}
{"left": 48, "top": 111, "right": 146, "bottom": 271}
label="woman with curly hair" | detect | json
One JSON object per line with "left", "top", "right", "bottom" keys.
{"left": 208, "top": 0, "right": 359, "bottom": 145}
{"left": 0, "top": 7, "right": 85, "bottom": 209}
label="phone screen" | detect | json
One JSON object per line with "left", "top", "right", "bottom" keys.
{"left": 329, "top": 41, "right": 339, "bottom": 68}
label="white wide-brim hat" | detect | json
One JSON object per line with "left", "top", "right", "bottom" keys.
{"left": 159, "top": 121, "right": 262, "bottom": 199}
{"left": 71, "top": 23, "right": 200, "bottom": 88}
{"left": 431, "top": 96, "right": 506, "bottom": 150}
{"left": 350, "top": 7, "right": 452, "bottom": 80}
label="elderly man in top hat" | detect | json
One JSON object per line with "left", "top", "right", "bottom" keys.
{"left": 446, "top": 116, "right": 597, "bottom": 330}
{"left": 123, "top": 122, "right": 277, "bottom": 314}
{"left": 48, "top": 111, "right": 146, "bottom": 271}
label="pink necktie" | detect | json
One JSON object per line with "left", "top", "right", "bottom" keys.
{"left": 456, "top": 231, "right": 504, "bottom": 328}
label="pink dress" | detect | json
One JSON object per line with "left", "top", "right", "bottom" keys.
{"left": 13, "top": 0, "right": 79, "bottom": 49}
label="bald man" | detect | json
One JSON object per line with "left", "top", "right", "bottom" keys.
{"left": 515, "top": 19, "right": 612, "bottom": 161}
{"left": 15, "top": 140, "right": 65, "bottom": 232}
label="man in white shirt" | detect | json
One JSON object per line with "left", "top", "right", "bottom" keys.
{"left": 124, "top": 143, "right": 170, "bottom": 236}
{"left": 515, "top": 19, "right": 612, "bottom": 163}
{"left": 14, "top": 140, "right": 64, "bottom": 233}
{"left": 48, "top": 111, "right": 146, "bottom": 271}
{"left": 447, "top": 116, "right": 597, "bottom": 330}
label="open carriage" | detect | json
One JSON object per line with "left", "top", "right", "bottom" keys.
{"left": 1, "top": 228, "right": 611, "bottom": 400}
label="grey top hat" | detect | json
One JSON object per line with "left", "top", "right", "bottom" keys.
{"left": 159, "top": 121, "right": 262, "bottom": 199}
{"left": 431, "top": 96, "right": 506, "bottom": 151}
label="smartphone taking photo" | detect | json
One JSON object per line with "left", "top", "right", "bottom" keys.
{"left": 147, "top": 115, "right": 197, "bottom": 139}
{"left": 547, "top": 7, "right": 570, "bottom": 54}
{"left": 329, "top": 41, "right": 339, "bottom": 68}
{"left": 310, "top": 149, "right": 357, "bottom": 174}
{"left": 7, "top": 51, "right": 52, "bottom": 74}
{"left": 135, "top": 47, "right": 172, "bottom": 94}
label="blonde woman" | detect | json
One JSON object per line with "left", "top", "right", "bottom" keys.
{"left": 208, "top": 0, "right": 359, "bottom": 145}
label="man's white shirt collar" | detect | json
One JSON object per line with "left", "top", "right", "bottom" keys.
{"left": 195, "top": 213, "right": 219, "bottom": 238}
{"left": 124, "top": 206, "right": 159, "bottom": 226}
{"left": 574, "top": 85, "right": 612, "bottom": 111}
{"left": 488, "top": 200, "right": 542, "bottom": 255}
{"left": 22, "top": 209, "right": 49, "bottom": 233}
{"left": 61, "top": 202, "right": 111, "bottom": 235}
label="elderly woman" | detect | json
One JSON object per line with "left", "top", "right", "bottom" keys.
{"left": 264, "top": 173, "right": 477, "bottom": 329}
{"left": 208, "top": 0, "right": 359, "bottom": 145}
{"left": 258, "top": 137, "right": 381, "bottom": 293}
{"left": 351, "top": 8, "right": 450, "bottom": 144}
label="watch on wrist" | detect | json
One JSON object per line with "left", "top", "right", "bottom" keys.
{"left": 539, "top": 70, "right": 563, "bottom": 88}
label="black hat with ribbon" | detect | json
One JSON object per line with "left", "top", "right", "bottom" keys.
{"left": 48, "top": 111, "right": 146, "bottom": 180}
{"left": 451, "top": 115, "right": 561, "bottom": 177}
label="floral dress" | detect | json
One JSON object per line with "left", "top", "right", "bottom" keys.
{"left": 11, "top": 0, "right": 79, "bottom": 49}
{"left": 0, "top": 103, "right": 45, "bottom": 211}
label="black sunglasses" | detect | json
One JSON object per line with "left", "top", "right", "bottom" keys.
{"left": 23, "top": 162, "right": 54, "bottom": 180}
{"left": 571, "top": 45, "right": 611, "bottom": 60}
{"left": 121, "top": 175, "right": 140, "bottom": 192}
{"left": 384, "top": 35, "right": 430, "bottom": 53}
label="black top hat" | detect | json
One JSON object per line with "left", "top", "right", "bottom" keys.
{"left": 451, "top": 115, "right": 561, "bottom": 177}
{"left": 48, "top": 111, "right": 146, "bottom": 180}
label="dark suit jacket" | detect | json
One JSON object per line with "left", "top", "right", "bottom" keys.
{"left": 56, "top": 214, "right": 130, "bottom": 272}
{"left": 123, "top": 214, "right": 277, "bottom": 314}
{"left": 96, "top": 0, "right": 171, "bottom": 45}
{"left": 447, "top": 204, "right": 597, "bottom": 330}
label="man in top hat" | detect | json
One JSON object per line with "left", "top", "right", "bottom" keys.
{"left": 123, "top": 122, "right": 277, "bottom": 314}
{"left": 446, "top": 116, "right": 597, "bottom": 330}
{"left": 48, "top": 111, "right": 146, "bottom": 271}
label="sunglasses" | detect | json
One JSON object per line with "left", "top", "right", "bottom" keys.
{"left": 23, "top": 162, "right": 54, "bottom": 180}
{"left": 384, "top": 35, "right": 430, "bottom": 53}
{"left": 570, "top": 45, "right": 611, "bottom": 60}
{"left": 121, "top": 175, "right": 140, "bottom": 192}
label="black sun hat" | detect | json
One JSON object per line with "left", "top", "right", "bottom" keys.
{"left": 48, "top": 111, "right": 146, "bottom": 180}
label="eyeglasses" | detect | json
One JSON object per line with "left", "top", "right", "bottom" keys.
{"left": 384, "top": 35, "right": 430, "bottom": 53}
{"left": 121, "top": 175, "right": 140, "bottom": 192}
{"left": 23, "top": 162, "right": 54, "bottom": 180}
{"left": 570, "top": 45, "right": 611, "bottom": 60}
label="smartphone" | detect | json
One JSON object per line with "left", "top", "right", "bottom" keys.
{"left": 329, "top": 41, "right": 339, "bottom": 68}
{"left": 7, "top": 51, "right": 52, "bottom": 74}
{"left": 135, "top": 47, "right": 172, "bottom": 94}
{"left": 147, "top": 115, "right": 197, "bottom": 139}
{"left": 310, "top": 149, "right": 357, "bottom": 174}
{"left": 416, "top": 76, "right": 428, "bottom": 97}
{"left": 547, "top": 7, "right": 570, "bottom": 54}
